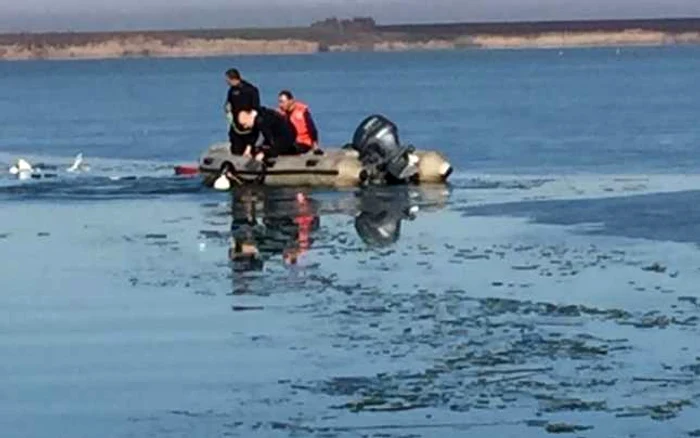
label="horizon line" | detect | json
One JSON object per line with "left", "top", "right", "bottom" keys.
{"left": 3, "top": 15, "right": 700, "bottom": 36}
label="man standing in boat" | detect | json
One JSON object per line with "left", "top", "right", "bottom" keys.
{"left": 224, "top": 68, "right": 260, "bottom": 156}
{"left": 277, "top": 90, "right": 321, "bottom": 154}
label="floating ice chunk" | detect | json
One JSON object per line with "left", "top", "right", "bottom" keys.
{"left": 67, "top": 153, "right": 85, "bottom": 172}
{"left": 10, "top": 158, "right": 33, "bottom": 180}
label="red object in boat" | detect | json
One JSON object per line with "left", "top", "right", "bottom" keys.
{"left": 174, "top": 164, "right": 199, "bottom": 176}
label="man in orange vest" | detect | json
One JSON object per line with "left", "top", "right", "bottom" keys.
{"left": 277, "top": 90, "right": 321, "bottom": 154}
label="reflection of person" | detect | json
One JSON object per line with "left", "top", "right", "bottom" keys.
{"left": 281, "top": 193, "right": 320, "bottom": 265}
{"left": 227, "top": 188, "right": 320, "bottom": 268}
{"left": 259, "top": 192, "right": 319, "bottom": 263}
{"left": 237, "top": 108, "right": 298, "bottom": 161}
{"left": 228, "top": 237, "right": 263, "bottom": 272}
{"left": 277, "top": 90, "right": 320, "bottom": 153}
{"left": 228, "top": 191, "right": 264, "bottom": 272}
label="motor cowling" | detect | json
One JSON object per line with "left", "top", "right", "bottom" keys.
{"left": 351, "top": 115, "right": 419, "bottom": 184}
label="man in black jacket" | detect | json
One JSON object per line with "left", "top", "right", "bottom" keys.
{"left": 237, "top": 107, "right": 298, "bottom": 160}
{"left": 225, "top": 68, "right": 261, "bottom": 154}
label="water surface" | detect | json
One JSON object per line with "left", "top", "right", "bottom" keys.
{"left": 2, "top": 48, "right": 700, "bottom": 438}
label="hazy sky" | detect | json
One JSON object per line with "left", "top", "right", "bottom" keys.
{"left": 1, "top": 0, "right": 700, "bottom": 32}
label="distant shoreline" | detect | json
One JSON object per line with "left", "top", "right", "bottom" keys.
{"left": 2, "top": 17, "right": 700, "bottom": 61}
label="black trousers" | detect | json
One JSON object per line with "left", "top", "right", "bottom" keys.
{"left": 229, "top": 127, "right": 257, "bottom": 155}
{"left": 259, "top": 141, "right": 301, "bottom": 158}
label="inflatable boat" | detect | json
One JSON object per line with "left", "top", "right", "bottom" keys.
{"left": 195, "top": 114, "right": 453, "bottom": 190}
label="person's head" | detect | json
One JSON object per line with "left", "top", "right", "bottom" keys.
{"left": 225, "top": 68, "right": 242, "bottom": 87}
{"left": 237, "top": 110, "right": 257, "bottom": 129}
{"left": 277, "top": 90, "right": 295, "bottom": 113}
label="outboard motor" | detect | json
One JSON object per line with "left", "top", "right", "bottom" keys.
{"left": 351, "top": 115, "right": 419, "bottom": 184}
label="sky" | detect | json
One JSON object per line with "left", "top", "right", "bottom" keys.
{"left": 1, "top": 0, "right": 700, "bottom": 32}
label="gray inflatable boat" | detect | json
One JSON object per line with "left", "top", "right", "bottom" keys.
{"left": 198, "top": 114, "right": 453, "bottom": 189}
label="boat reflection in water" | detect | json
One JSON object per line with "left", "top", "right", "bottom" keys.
{"left": 227, "top": 185, "right": 450, "bottom": 272}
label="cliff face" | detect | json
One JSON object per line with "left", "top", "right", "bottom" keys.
{"left": 0, "top": 36, "right": 319, "bottom": 60}
{"left": 470, "top": 30, "right": 700, "bottom": 49}
{"left": 2, "top": 18, "right": 700, "bottom": 61}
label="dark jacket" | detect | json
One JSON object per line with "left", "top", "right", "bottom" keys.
{"left": 227, "top": 79, "right": 261, "bottom": 153}
{"left": 253, "top": 107, "right": 297, "bottom": 156}
{"left": 303, "top": 111, "right": 319, "bottom": 145}
{"left": 226, "top": 80, "right": 260, "bottom": 115}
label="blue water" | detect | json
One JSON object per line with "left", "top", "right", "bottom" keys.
{"left": 3, "top": 46, "right": 700, "bottom": 173}
{"left": 3, "top": 48, "right": 700, "bottom": 438}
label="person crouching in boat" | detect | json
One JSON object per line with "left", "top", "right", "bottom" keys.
{"left": 277, "top": 90, "right": 322, "bottom": 155}
{"left": 224, "top": 68, "right": 261, "bottom": 155}
{"left": 237, "top": 108, "right": 298, "bottom": 163}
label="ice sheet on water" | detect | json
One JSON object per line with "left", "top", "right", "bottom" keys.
{"left": 448, "top": 171, "right": 700, "bottom": 208}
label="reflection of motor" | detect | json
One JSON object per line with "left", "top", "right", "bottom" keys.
{"left": 353, "top": 188, "right": 419, "bottom": 247}
{"left": 351, "top": 114, "right": 419, "bottom": 184}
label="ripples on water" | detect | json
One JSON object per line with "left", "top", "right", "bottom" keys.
{"left": 2, "top": 155, "right": 700, "bottom": 437}
{"left": 3, "top": 46, "right": 700, "bottom": 437}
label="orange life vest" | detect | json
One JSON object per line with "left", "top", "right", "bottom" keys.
{"left": 287, "top": 102, "right": 314, "bottom": 148}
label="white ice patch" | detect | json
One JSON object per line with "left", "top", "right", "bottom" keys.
{"left": 66, "top": 153, "right": 84, "bottom": 172}
{"left": 9, "top": 158, "right": 33, "bottom": 180}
